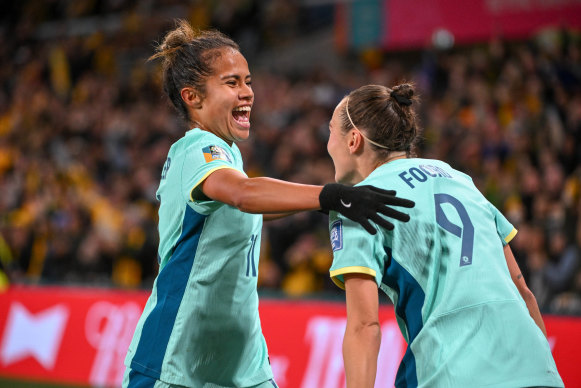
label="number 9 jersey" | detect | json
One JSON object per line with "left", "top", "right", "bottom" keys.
{"left": 328, "top": 158, "right": 563, "bottom": 388}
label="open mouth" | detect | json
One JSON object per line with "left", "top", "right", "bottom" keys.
{"left": 232, "top": 106, "right": 251, "bottom": 127}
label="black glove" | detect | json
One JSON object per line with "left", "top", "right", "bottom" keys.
{"left": 319, "top": 183, "right": 415, "bottom": 235}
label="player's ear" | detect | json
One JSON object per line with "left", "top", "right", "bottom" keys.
{"left": 181, "top": 87, "right": 203, "bottom": 109}
{"left": 348, "top": 129, "right": 364, "bottom": 154}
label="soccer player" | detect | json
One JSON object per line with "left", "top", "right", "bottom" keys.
{"left": 122, "top": 20, "right": 414, "bottom": 388}
{"left": 326, "top": 83, "right": 564, "bottom": 387}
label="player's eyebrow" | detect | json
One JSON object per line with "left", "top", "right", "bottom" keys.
{"left": 220, "top": 74, "right": 251, "bottom": 80}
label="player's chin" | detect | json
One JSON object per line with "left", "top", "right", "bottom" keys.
{"left": 232, "top": 127, "right": 251, "bottom": 142}
{"left": 334, "top": 168, "right": 345, "bottom": 183}
{"left": 230, "top": 120, "right": 251, "bottom": 140}
{"left": 336, "top": 171, "right": 356, "bottom": 185}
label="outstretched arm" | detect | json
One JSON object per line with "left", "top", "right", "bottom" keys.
{"left": 200, "top": 168, "right": 414, "bottom": 234}
{"left": 343, "top": 273, "right": 381, "bottom": 388}
{"left": 201, "top": 168, "right": 322, "bottom": 213}
{"left": 263, "top": 213, "right": 297, "bottom": 221}
{"left": 504, "top": 244, "right": 548, "bottom": 337}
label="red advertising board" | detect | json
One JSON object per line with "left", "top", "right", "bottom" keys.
{"left": 0, "top": 285, "right": 580, "bottom": 387}
{"left": 0, "top": 286, "right": 147, "bottom": 387}
{"left": 383, "top": 0, "right": 581, "bottom": 50}
{"left": 337, "top": 0, "right": 581, "bottom": 51}
{"left": 259, "top": 300, "right": 405, "bottom": 388}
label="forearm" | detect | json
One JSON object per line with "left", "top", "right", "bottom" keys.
{"left": 343, "top": 323, "right": 381, "bottom": 388}
{"left": 521, "top": 287, "right": 548, "bottom": 337}
{"left": 263, "top": 212, "right": 297, "bottom": 221}
{"left": 202, "top": 169, "right": 414, "bottom": 231}
{"left": 231, "top": 177, "right": 322, "bottom": 214}
{"left": 202, "top": 170, "right": 323, "bottom": 214}
{"left": 503, "top": 245, "right": 548, "bottom": 337}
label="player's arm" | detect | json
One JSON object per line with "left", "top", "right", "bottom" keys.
{"left": 201, "top": 168, "right": 321, "bottom": 213}
{"left": 343, "top": 273, "right": 381, "bottom": 388}
{"left": 200, "top": 168, "right": 414, "bottom": 234}
{"left": 504, "top": 244, "right": 548, "bottom": 337}
{"left": 263, "top": 212, "right": 297, "bottom": 221}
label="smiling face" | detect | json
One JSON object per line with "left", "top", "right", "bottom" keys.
{"left": 189, "top": 48, "right": 253, "bottom": 144}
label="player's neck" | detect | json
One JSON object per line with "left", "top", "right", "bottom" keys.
{"left": 381, "top": 151, "right": 407, "bottom": 166}
{"left": 352, "top": 152, "right": 401, "bottom": 182}
{"left": 359, "top": 152, "right": 407, "bottom": 179}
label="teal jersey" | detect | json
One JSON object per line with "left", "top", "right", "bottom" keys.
{"left": 329, "top": 158, "right": 563, "bottom": 388}
{"left": 125, "top": 128, "right": 272, "bottom": 387}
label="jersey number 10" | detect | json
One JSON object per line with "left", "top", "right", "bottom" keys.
{"left": 435, "top": 194, "right": 474, "bottom": 267}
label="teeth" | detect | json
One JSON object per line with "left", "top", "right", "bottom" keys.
{"left": 233, "top": 106, "right": 251, "bottom": 112}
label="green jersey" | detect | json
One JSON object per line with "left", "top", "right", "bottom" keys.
{"left": 329, "top": 158, "right": 563, "bottom": 388}
{"left": 125, "top": 128, "right": 273, "bottom": 387}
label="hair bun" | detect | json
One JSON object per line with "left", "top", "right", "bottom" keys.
{"left": 390, "top": 83, "right": 415, "bottom": 106}
{"left": 150, "top": 19, "right": 196, "bottom": 62}
{"left": 390, "top": 90, "right": 412, "bottom": 106}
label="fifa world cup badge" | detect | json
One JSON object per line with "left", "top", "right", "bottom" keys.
{"left": 330, "top": 220, "right": 343, "bottom": 251}
{"left": 202, "top": 145, "right": 232, "bottom": 163}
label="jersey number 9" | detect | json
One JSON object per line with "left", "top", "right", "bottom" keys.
{"left": 435, "top": 194, "right": 474, "bottom": 267}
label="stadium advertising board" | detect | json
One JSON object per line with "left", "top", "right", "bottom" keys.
{"left": 338, "top": 0, "right": 581, "bottom": 50}
{"left": 0, "top": 285, "right": 579, "bottom": 387}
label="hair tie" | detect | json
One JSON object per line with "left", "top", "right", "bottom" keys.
{"left": 390, "top": 91, "right": 412, "bottom": 106}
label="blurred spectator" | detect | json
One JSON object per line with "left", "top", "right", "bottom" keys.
{"left": 545, "top": 229, "right": 580, "bottom": 294}
{"left": 550, "top": 218, "right": 581, "bottom": 315}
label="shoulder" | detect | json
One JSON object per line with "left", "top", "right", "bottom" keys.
{"left": 183, "top": 128, "right": 225, "bottom": 147}
{"left": 182, "top": 129, "right": 236, "bottom": 163}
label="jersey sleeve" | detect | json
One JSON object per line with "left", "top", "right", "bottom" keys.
{"left": 487, "top": 202, "right": 517, "bottom": 245}
{"left": 181, "top": 133, "right": 239, "bottom": 213}
{"left": 328, "top": 212, "right": 386, "bottom": 290}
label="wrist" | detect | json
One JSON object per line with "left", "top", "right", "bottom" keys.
{"left": 319, "top": 183, "right": 339, "bottom": 211}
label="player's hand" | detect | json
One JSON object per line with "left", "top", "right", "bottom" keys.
{"left": 319, "top": 183, "right": 415, "bottom": 234}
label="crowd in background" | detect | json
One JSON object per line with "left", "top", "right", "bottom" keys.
{"left": 0, "top": 0, "right": 580, "bottom": 315}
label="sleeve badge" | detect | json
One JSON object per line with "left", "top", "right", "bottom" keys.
{"left": 330, "top": 219, "right": 343, "bottom": 251}
{"left": 202, "top": 145, "right": 233, "bottom": 163}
